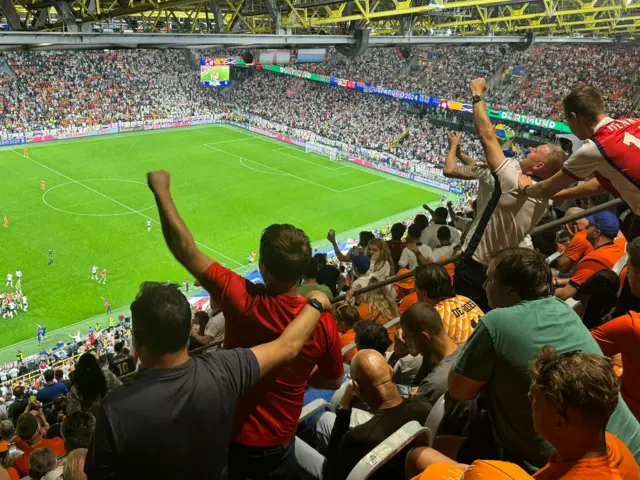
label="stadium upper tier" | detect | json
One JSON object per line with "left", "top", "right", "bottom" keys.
{"left": 1, "top": 46, "right": 638, "bottom": 164}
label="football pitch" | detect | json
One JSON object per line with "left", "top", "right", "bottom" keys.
{"left": 0, "top": 124, "right": 442, "bottom": 361}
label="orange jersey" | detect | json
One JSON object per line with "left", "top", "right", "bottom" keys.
{"left": 569, "top": 242, "right": 626, "bottom": 288}
{"left": 356, "top": 303, "right": 396, "bottom": 341}
{"left": 565, "top": 230, "right": 594, "bottom": 263}
{"left": 414, "top": 460, "right": 532, "bottom": 480}
{"left": 533, "top": 433, "right": 639, "bottom": 480}
{"left": 435, "top": 295, "right": 483, "bottom": 345}
{"left": 592, "top": 311, "right": 640, "bottom": 420}
{"left": 339, "top": 329, "right": 357, "bottom": 363}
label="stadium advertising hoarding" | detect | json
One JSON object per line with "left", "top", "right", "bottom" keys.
{"left": 488, "top": 109, "right": 571, "bottom": 133}
{"left": 0, "top": 137, "right": 26, "bottom": 146}
{"left": 261, "top": 64, "right": 331, "bottom": 84}
{"left": 260, "top": 64, "right": 571, "bottom": 135}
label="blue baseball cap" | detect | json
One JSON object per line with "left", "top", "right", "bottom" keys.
{"left": 586, "top": 211, "right": 620, "bottom": 239}
{"left": 351, "top": 254, "right": 371, "bottom": 274}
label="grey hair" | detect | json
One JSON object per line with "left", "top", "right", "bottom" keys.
{"left": 29, "top": 447, "right": 56, "bottom": 479}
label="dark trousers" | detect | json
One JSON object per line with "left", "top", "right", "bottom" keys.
{"left": 454, "top": 256, "right": 490, "bottom": 313}
{"left": 227, "top": 439, "right": 295, "bottom": 480}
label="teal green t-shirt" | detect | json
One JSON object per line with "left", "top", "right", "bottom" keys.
{"left": 452, "top": 295, "right": 640, "bottom": 469}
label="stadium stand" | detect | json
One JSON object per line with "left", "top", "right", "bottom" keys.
{"left": 2, "top": 46, "right": 640, "bottom": 480}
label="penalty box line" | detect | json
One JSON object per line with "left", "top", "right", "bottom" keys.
{"left": 9, "top": 149, "right": 244, "bottom": 268}
{"left": 203, "top": 143, "right": 389, "bottom": 193}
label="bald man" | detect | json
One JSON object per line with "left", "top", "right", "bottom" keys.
{"left": 295, "top": 350, "right": 432, "bottom": 480}
{"left": 555, "top": 207, "right": 592, "bottom": 273}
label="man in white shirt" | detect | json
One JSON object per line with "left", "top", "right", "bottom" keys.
{"left": 454, "top": 78, "right": 566, "bottom": 312}
{"left": 421, "top": 206, "right": 461, "bottom": 249}
{"left": 432, "top": 226, "right": 456, "bottom": 263}
{"left": 5, "top": 273, "right": 12, "bottom": 288}
{"left": 15, "top": 270, "right": 22, "bottom": 283}
{"left": 399, "top": 224, "right": 435, "bottom": 271}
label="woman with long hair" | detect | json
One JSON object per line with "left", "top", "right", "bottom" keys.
{"left": 357, "top": 277, "right": 400, "bottom": 340}
{"left": 366, "top": 238, "right": 394, "bottom": 279}
{"left": 67, "top": 352, "right": 121, "bottom": 417}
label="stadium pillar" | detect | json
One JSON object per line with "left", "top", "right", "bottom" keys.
{"left": 81, "top": 0, "right": 97, "bottom": 32}
{"left": 210, "top": 0, "right": 224, "bottom": 33}
{"left": 0, "top": 0, "right": 22, "bottom": 30}
{"left": 51, "top": 0, "right": 81, "bottom": 32}
{"left": 264, "top": 0, "right": 284, "bottom": 35}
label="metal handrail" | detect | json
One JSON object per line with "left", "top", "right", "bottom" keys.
{"left": 330, "top": 198, "right": 625, "bottom": 304}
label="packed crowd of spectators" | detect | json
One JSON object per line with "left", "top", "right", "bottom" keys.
{"left": 0, "top": 50, "right": 225, "bottom": 137}
{"left": 1, "top": 59, "right": 640, "bottom": 479}
{"left": 315, "top": 45, "right": 640, "bottom": 118}
{"left": 488, "top": 45, "right": 640, "bottom": 120}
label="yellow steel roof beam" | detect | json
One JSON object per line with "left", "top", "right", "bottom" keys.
{"left": 310, "top": 0, "right": 511, "bottom": 26}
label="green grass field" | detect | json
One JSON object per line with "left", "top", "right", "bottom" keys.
{"left": 0, "top": 124, "right": 442, "bottom": 362}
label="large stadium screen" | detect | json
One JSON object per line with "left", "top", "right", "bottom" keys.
{"left": 200, "top": 58, "right": 230, "bottom": 87}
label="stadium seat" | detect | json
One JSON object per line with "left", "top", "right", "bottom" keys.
{"left": 545, "top": 251, "right": 562, "bottom": 264}
{"left": 299, "top": 399, "right": 335, "bottom": 423}
{"left": 344, "top": 421, "right": 432, "bottom": 480}
{"left": 424, "top": 394, "right": 446, "bottom": 447}
{"left": 575, "top": 269, "right": 620, "bottom": 329}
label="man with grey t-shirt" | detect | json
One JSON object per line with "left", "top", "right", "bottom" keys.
{"left": 86, "top": 282, "right": 330, "bottom": 480}
{"left": 399, "top": 302, "right": 474, "bottom": 436}
{"left": 452, "top": 78, "right": 566, "bottom": 312}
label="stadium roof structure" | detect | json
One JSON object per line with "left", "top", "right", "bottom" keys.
{"left": 1, "top": 0, "right": 639, "bottom": 46}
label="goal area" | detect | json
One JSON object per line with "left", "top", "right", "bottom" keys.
{"left": 304, "top": 142, "right": 344, "bottom": 161}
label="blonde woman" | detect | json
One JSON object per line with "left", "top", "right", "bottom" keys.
{"left": 356, "top": 278, "right": 400, "bottom": 341}
{"left": 366, "top": 238, "right": 394, "bottom": 280}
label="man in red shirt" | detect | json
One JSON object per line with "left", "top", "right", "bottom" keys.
{"left": 521, "top": 86, "right": 640, "bottom": 231}
{"left": 148, "top": 170, "right": 344, "bottom": 479}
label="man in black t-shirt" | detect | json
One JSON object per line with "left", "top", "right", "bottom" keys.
{"left": 295, "top": 349, "right": 432, "bottom": 480}
{"left": 85, "top": 280, "right": 331, "bottom": 480}
{"left": 109, "top": 342, "right": 136, "bottom": 378}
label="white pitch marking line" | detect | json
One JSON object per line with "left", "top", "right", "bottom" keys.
{"left": 238, "top": 128, "right": 430, "bottom": 189}
{"left": 9, "top": 149, "right": 244, "bottom": 267}
{"left": 275, "top": 150, "right": 347, "bottom": 171}
{"left": 204, "top": 138, "right": 252, "bottom": 146}
{"left": 203, "top": 143, "right": 343, "bottom": 193}
{"left": 239, "top": 158, "right": 288, "bottom": 176}
{"left": 337, "top": 179, "right": 390, "bottom": 193}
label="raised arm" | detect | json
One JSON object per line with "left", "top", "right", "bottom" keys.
{"left": 327, "top": 230, "right": 350, "bottom": 263}
{"left": 251, "top": 291, "right": 331, "bottom": 378}
{"left": 521, "top": 170, "right": 579, "bottom": 200}
{"left": 147, "top": 171, "right": 213, "bottom": 279}
{"left": 469, "top": 78, "right": 505, "bottom": 172}
{"left": 456, "top": 146, "right": 477, "bottom": 166}
{"left": 442, "top": 132, "right": 479, "bottom": 180}
{"left": 551, "top": 178, "right": 604, "bottom": 203}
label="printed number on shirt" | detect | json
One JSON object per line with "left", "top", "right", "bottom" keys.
{"left": 623, "top": 131, "right": 640, "bottom": 150}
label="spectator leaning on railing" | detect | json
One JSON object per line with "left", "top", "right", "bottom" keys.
{"left": 454, "top": 78, "right": 565, "bottom": 313}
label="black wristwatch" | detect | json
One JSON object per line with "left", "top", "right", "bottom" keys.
{"left": 307, "top": 298, "right": 323, "bottom": 313}
{"left": 472, "top": 94, "right": 484, "bottom": 104}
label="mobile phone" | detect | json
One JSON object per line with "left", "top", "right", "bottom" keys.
{"left": 29, "top": 395, "right": 35, "bottom": 403}
{"left": 329, "top": 229, "right": 335, "bottom": 237}
{"left": 8, "top": 443, "right": 16, "bottom": 454}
